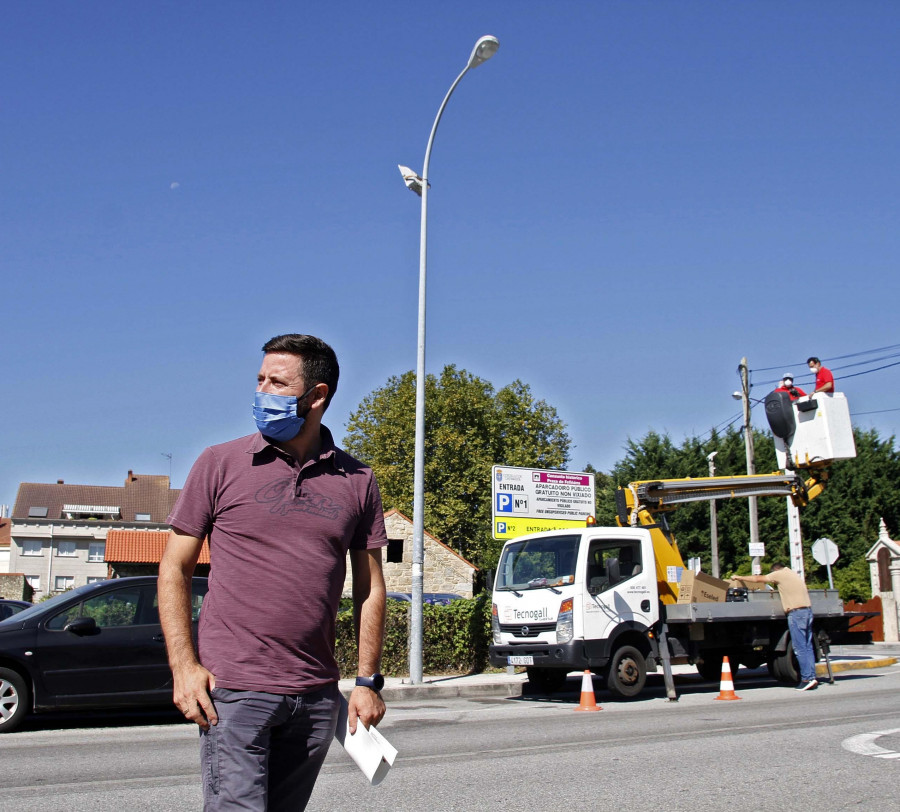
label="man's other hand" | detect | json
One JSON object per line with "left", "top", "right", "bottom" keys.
{"left": 173, "top": 663, "right": 218, "bottom": 730}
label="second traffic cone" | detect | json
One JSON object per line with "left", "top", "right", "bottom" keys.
{"left": 714, "top": 656, "right": 741, "bottom": 701}
{"left": 574, "top": 670, "right": 602, "bottom": 712}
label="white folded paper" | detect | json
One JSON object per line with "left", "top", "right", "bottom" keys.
{"left": 334, "top": 695, "right": 398, "bottom": 786}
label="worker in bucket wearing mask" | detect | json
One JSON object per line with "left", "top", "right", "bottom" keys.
{"left": 773, "top": 373, "right": 806, "bottom": 401}
{"left": 160, "top": 333, "right": 388, "bottom": 811}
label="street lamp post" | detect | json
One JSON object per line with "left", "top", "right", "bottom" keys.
{"left": 402, "top": 36, "right": 499, "bottom": 685}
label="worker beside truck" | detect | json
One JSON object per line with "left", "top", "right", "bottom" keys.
{"left": 736, "top": 564, "right": 818, "bottom": 691}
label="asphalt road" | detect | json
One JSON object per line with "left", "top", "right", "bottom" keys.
{"left": 2, "top": 664, "right": 899, "bottom": 811}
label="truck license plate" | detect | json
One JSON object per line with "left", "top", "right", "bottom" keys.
{"left": 508, "top": 655, "right": 534, "bottom": 666}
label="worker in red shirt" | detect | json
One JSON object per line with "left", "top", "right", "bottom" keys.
{"left": 807, "top": 357, "right": 835, "bottom": 393}
{"left": 774, "top": 373, "right": 806, "bottom": 401}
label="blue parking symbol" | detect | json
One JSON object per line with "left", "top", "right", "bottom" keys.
{"left": 497, "top": 521, "right": 507, "bottom": 534}
{"left": 496, "top": 493, "right": 513, "bottom": 513}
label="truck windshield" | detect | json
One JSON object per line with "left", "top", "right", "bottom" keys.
{"left": 496, "top": 534, "right": 579, "bottom": 591}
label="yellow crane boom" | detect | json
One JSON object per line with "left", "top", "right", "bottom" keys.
{"left": 615, "top": 471, "right": 829, "bottom": 604}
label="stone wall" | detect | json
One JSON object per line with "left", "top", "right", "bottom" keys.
{"left": 342, "top": 510, "right": 476, "bottom": 598}
{"left": 0, "top": 573, "right": 33, "bottom": 601}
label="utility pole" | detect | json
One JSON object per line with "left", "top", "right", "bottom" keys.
{"left": 786, "top": 497, "right": 805, "bottom": 578}
{"left": 739, "top": 358, "right": 762, "bottom": 575}
{"left": 707, "top": 451, "right": 720, "bottom": 578}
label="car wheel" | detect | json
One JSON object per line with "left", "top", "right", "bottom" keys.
{"left": 0, "top": 667, "right": 30, "bottom": 734}
{"left": 606, "top": 645, "right": 647, "bottom": 698}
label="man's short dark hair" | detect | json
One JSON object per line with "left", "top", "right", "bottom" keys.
{"left": 262, "top": 334, "right": 339, "bottom": 411}
{"left": 807, "top": 357, "right": 820, "bottom": 365}
{"left": 771, "top": 563, "right": 785, "bottom": 571}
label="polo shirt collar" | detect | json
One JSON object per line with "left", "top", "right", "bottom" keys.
{"left": 247, "top": 425, "right": 343, "bottom": 471}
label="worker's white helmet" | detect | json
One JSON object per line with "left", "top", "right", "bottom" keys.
{"left": 782, "top": 372, "right": 794, "bottom": 383}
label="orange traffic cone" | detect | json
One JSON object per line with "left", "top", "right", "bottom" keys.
{"left": 714, "top": 656, "right": 741, "bottom": 701}
{"left": 574, "top": 670, "right": 602, "bottom": 712}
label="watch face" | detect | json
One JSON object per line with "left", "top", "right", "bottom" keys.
{"left": 356, "top": 673, "right": 385, "bottom": 691}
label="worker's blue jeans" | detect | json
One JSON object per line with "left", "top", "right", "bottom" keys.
{"left": 787, "top": 607, "right": 816, "bottom": 683}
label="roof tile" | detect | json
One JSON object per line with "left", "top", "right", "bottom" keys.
{"left": 105, "top": 530, "right": 210, "bottom": 564}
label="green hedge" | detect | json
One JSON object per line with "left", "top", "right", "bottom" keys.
{"left": 335, "top": 593, "right": 493, "bottom": 677}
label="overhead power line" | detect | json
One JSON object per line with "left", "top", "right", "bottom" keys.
{"left": 751, "top": 354, "right": 900, "bottom": 389}
{"left": 751, "top": 342, "right": 900, "bottom": 373}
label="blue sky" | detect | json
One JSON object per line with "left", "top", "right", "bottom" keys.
{"left": 2, "top": 1, "right": 898, "bottom": 508}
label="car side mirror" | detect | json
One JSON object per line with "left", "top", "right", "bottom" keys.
{"left": 64, "top": 616, "right": 98, "bottom": 636}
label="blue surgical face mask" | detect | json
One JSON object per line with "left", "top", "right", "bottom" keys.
{"left": 252, "top": 386, "right": 317, "bottom": 442}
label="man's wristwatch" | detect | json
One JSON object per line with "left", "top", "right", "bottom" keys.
{"left": 355, "top": 673, "right": 385, "bottom": 692}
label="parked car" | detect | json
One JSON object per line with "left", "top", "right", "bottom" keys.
{"left": 0, "top": 600, "right": 31, "bottom": 622}
{"left": 0, "top": 576, "right": 208, "bottom": 733}
{"left": 385, "top": 592, "right": 463, "bottom": 605}
{"left": 424, "top": 593, "right": 463, "bottom": 606}
{"left": 386, "top": 591, "right": 412, "bottom": 602}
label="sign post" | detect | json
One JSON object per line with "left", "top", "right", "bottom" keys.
{"left": 491, "top": 465, "right": 596, "bottom": 541}
{"left": 811, "top": 537, "right": 840, "bottom": 589}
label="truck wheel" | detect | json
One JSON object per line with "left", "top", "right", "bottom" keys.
{"left": 526, "top": 667, "right": 569, "bottom": 694}
{"left": 606, "top": 646, "right": 647, "bottom": 698}
{"left": 0, "top": 667, "right": 30, "bottom": 733}
{"left": 696, "top": 654, "right": 723, "bottom": 682}
{"left": 768, "top": 644, "right": 799, "bottom": 684}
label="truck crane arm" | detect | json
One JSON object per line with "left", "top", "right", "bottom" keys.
{"left": 614, "top": 470, "right": 830, "bottom": 604}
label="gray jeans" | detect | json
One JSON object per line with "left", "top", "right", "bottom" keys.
{"left": 201, "top": 683, "right": 341, "bottom": 811}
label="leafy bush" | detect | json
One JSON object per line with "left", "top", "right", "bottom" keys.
{"left": 335, "top": 593, "right": 493, "bottom": 677}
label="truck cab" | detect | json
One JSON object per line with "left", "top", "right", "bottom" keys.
{"left": 490, "top": 527, "right": 658, "bottom": 696}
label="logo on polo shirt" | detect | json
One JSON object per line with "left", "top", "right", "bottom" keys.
{"left": 255, "top": 478, "right": 342, "bottom": 519}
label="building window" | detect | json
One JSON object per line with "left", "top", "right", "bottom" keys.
{"left": 88, "top": 542, "right": 106, "bottom": 562}
{"left": 55, "top": 575, "right": 75, "bottom": 592}
{"left": 28, "top": 506, "right": 49, "bottom": 518}
{"left": 86, "top": 576, "right": 105, "bottom": 584}
{"left": 62, "top": 504, "right": 121, "bottom": 520}
{"left": 57, "top": 541, "right": 77, "bottom": 557}
{"left": 22, "top": 539, "right": 43, "bottom": 556}
{"left": 135, "top": 513, "right": 152, "bottom": 522}
{"left": 26, "top": 575, "right": 41, "bottom": 592}
{"left": 386, "top": 538, "right": 404, "bottom": 564}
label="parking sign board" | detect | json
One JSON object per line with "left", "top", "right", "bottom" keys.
{"left": 492, "top": 465, "right": 596, "bottom": 540}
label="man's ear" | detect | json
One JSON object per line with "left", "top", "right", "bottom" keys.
{"left": 310, "top": 382, "right": 329, "bottom": 411}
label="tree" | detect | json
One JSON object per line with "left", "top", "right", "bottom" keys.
{"left": 343, "top": 365, "right": 571, "bottom": 571}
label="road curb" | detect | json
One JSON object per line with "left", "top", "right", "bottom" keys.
{"left": 380, "top": 681, "right": 525, "bottom": 701}
{"left": 339, "top": 680, "right": 526, "bottom": 702}
{"left": 818, "top": 656, "right": 897, "bottom": 676}
{"left": 340, "top": 656, "right": 896, "bottom": 702}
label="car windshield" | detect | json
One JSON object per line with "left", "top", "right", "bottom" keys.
{"left": 0, "top": 582, "right": 99, "bottom": 625}
{"left": 496, "top": 534, "right": 579, "bottom": 591}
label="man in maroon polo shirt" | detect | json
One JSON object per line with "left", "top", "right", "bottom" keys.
{"left": 159, "top": 334, "right": 387, "bottom": 811}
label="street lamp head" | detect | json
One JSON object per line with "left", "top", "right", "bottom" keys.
{"left": 732, "top": 391, "right": 743, "bottom": 400}
{"left": 468, "top": 35, "right": 499, "bottom": 68}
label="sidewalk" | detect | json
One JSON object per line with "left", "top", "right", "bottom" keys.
{"left": 339, "top": 643, "right": 900, "bottom": 701}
